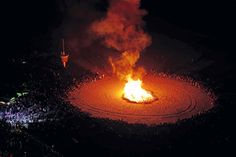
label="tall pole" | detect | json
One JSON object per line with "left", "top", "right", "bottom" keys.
{"left": 62, "top": 39, "right": 65, "bottom": 55}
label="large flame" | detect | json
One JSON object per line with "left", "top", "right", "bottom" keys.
{"left": 90, "top": 0, "right": 155, "bottom": 102}
{"left": 123, "top": 76, "right": 155, "bottom": 103}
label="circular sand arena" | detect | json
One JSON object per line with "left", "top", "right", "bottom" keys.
{"left": 68, "top": 74, "right": 215, "bottom": 125}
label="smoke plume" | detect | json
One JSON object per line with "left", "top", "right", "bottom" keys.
{"left": 90, "top": 0, "right": 151, "bottom": 80}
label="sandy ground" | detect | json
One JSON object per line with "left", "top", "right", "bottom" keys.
{"left": 68, "top": 74, "right": 215, "bottom": 125}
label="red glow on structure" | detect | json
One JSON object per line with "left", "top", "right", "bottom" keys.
{"left": 60, "top": 39, "right": 69, "bottom": 68}
{"left": 61, "top": 54, "right": 69, "bottom": 68}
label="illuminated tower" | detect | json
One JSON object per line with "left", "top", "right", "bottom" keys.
{"left": 60, "top": 39, "right": 69, "bottom": 68}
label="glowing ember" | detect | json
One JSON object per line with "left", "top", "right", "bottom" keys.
{"left": 123, "top": 77, "right": 155, "bottom": 103}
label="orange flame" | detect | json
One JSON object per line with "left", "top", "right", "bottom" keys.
{"left": 123, "top": 76, "right": 155, "bottom": 103}
{"left": 90, "top": 0, "right": 154, "bottom": 102}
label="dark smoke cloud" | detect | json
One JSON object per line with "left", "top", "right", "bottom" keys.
{"left": 54, "top": 0, "right": 113, "bottom": 74}
{"left": 90, "top": 0, "right": 151, "bottom": 80}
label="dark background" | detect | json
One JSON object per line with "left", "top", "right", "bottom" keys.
{"left": 0, "top": 0, "right": 235, "bottom": 83}
{"left": 1, "top": 0, "right": 235, "bottom": 98}
{"left": 1, "top": 0, "right": 235, "bottom": 88}
{"left": 0, "top": 0, "right": 235, "bottom": 156}
{"left": 1, "top": 0, "right": 235, "bottom": 59}
{"left": 1, "top": 0, "right": 235, "bottom": 52}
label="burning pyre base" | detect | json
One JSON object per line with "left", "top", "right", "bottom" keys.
{"left": 68, "top": 74, "right": 215, "bottom": 125}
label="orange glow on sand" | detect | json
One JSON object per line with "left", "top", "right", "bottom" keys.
{"left": 68, "top": 74, "right": 215, "bottom": 125}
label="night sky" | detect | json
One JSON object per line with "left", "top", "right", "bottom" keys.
{"left": 1, "top": 0, "right": 235, "bottom": 56}
{"left": 1, "top": 0, "right": 235, "bottom": 91}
